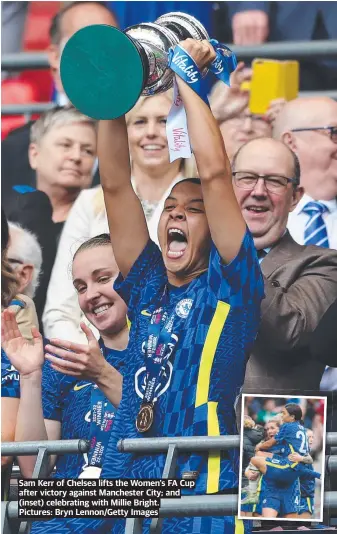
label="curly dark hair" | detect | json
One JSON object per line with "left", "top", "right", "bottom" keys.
{"left": 1, "top": 209, "right": 19, "bottom": 308}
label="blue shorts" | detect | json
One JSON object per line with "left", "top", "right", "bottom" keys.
{"left": 299, "top": 496, "right": 314, "bottom": 515}
{"left": 265, "top": 457, "right": 299, "bottom": 487}
{"left": 262, "top": 479, "right": 300, "bottom": 516}
{"left": 241, "top": 502, "right": 255, "bottom": 513}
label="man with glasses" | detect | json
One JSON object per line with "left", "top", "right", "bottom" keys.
{"left": 232, "top": 136, "right": 337, "bottom": 393}
{"left": 273, "top": 96, "right": 337, "bottom": 250}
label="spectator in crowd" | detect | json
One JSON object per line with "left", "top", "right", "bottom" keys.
{"left": 1, "top": 1, "right": 117, "bottom": 196}
{"left": 4, "top": 107, "right": 96, "bottom": 324}
{"left": 43, "top": 91, "right": 196, "bottom": 343}
{"left": 8, "top": 222, "right": 42, "bottom": 301}
{"left": 273, "top": 96, "right": 337, "bottom": 250}
{"left": 107, "top": 0, "right": 214, "bottom": 36}
{"left": 231, "top": 137, "right": 337, "bottom": 393}
{"left": 1, "top": 1, "right": 28, "bottom": 79}
{"left": 1, "top": 211, "right": 20, "bottom": 476}
{"left": 1, "top": 209, "right": 39, "bottom": 341}
{"left": 88, "top": 38, "right": 263, "bottom": 534}
{"left": 1, "top": 210, "right": 19, "bottom": 313}
{"left": 242, "top": 415, "right": 264, "bottom": 471}
{"left": 28, "top": 106, "right": 97, "bottom": 234}
{"left": 256, "top": 399, "right": 278, "bottom": 424}
{"left": 210, "top": 62, "right": 277, "bottom": 163}
{"left": 4, "top": 187, "right": 57, "bottom": 329}
{"left": 48, "top": 1, "right": 118, "bottom": 105}
{"left": 227, "top": 2, "right": 337, "bottom": 90}
{"left": 1, "top": 233, "right": 129, "bottom": 525}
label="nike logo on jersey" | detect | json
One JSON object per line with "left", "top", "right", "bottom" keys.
{"left": 141, "top": 310, "right": 152, "bottom": 317}
{"left": 73, "top": 383, "right": 91, "bottom": 391}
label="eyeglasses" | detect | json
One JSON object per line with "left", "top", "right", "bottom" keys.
{"left": 232, "top": 171, "right": 297, "bottom": 194}
{"left": 291, "top": 126, "right": 337, "bottom": 143}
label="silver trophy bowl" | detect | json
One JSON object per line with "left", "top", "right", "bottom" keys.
{"left": 60, "top": 11, "right": 211, "bottom": 119}
{"left": 125, "top": 11, "right": 210, "bottom": 96}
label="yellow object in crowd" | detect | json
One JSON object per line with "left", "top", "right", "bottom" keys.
{"left": 248, "top": 58, "right": 299, "bottom": 114}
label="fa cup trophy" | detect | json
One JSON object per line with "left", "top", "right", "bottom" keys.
{"left": 60, "top": 12, "right": 233, "bottom": 120}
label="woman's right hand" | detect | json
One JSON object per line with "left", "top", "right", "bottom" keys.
{"left": 1, "top": 309, "right": 44, "bottom": 376}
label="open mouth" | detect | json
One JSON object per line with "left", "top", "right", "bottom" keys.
{"left": 92, "top": 303, "right": 113, "bottom": 317}
{"left": 245, "top": 206, "right": 269, "bottom": 214}
{"left": 142, "top": 144, "right": 164, "bottom": 152}
{"left": 167, "top": 228, "right": 188, "bottom": 259}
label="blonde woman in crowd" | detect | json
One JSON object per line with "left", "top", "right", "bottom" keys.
{"left": 43, "top": 90, "right": 196, "bottom": 342}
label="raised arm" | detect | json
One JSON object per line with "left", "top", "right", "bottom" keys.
{"left": 1, "top": 310, "right": 60, "bottom": 477}
{"left": 175, "top": 40, "right": 246, "bottom": 264}
{"left": 255, "top": 437, "right": 277, "bottom": 451}
{"left": 98, "top": 118, "right": 149, "bottom": 278}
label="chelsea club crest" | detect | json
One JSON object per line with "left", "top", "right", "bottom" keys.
{"left": 175, "top": 298, "right": 193, "bottom": 319}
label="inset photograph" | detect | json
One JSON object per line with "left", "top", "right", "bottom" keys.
{"left": 239, "top": 395, "right": 327, "bottom": 522}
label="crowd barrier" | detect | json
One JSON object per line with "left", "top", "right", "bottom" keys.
{"left": 1, "top": 39, "right": 337, "bottom": 122}
{"left": 2, "top": 40, "right": 337, "bottom": 72}
{"left": 1, "top": 434, "right": 337, "bottom": 534}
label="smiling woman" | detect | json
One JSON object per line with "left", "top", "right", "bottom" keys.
{"left": 43, "top": 91, "right": 197, "bottom": 343}
{"left": 1, "top": 234, "right": 129, "bottom": 506}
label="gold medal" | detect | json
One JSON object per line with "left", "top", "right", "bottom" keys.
{"left": 136, "top": 403, "right": 154, "bottom": 433}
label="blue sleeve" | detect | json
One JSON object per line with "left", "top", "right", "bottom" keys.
{"left": 41, "top": 361, "right": 63, "bottom": 422}
{"left": 208, "top": 229, "right": 264, "bottom": 306}
{"left": 1, "top": 349, "right": 20, "bottom": 399}
{"left": 114, "top": 239, "right": 166, "bottom": 322}
{"left": 274, "top": 423, "right": 288, "bottom": 444}
{"left": 227, "top": 1, "right": 271, "bottom": 19}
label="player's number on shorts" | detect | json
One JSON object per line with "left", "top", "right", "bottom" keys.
{"left": 294, "top": 495, "right": 300, "bottom": 505}
{"left": 296, "top": 430, "right": 308, "bottom": 454}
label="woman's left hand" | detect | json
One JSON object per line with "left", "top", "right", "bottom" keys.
{"left": 45, "top": 322, "right": 107, "bottom": 382}
{"left": 288, "top": 452, "right": 302, "bottom": 462}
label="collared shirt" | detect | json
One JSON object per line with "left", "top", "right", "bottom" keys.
{"left": 287, "top": 193, "right": 337, "bottom": 250}
{"left": 258, "top": 247, "right": 271, "bottom": 263}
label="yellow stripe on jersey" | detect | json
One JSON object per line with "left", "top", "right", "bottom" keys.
{"left": 195, "top": 301, "right": 230, "bottom": 407}
{"left": 194, "top": 300, "right": 231, "bottom": 494}
{"left": 266, "top": 461, "right": 291, "bottom": 469}
{"left": 252, "top": 473, "right": 264, "bottom": 513}
{"left": 126, "top": 316, "right": 131, "bottom": 329}
{"left": 207, "top": 401, "right": 220, "bottom": 493}
{"left": 266, "top": 460, "right": 298, "bottom": 470}
{"left": 307, "top": 497, "right": 312, "bottom": 513}
{"left": 235, "top": 516, "right": 244, "bottom": 534}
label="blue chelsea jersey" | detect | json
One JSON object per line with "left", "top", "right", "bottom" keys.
{"left": 275, "top": 422, "right": 309, "bottom": 457}
{"left": 1, "top": 349, "right": 20, "bottom": 398}
{"left": 85, "top": 229, "right": 263, "bottom": 534}
{"left": 40, "top": 341, "right": 127, "bottom": 479}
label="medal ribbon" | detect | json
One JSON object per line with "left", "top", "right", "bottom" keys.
{"left": 166, "top": 40, "right": 237, "bottom": 162}
{"left": 142, "top": 291, "right": 179, "bottom": 406}
{"left": 87, "top": 387, "right": 116, "bottom": 468}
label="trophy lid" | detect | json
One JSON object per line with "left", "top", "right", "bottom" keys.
{"left": 60, "top": 24, "right": 145, "bottom": 120}
{"left": 155, "top": 12, "right": 210, "bottom": 41}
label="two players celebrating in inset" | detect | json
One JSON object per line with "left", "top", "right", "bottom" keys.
{"left": 241, "top": 403, "right": 320, "bottom": 519}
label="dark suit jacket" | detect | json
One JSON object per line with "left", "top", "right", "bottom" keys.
{"left": 227, "top": 2, "right": 337, "bottom": 40}
{"left": 244, "top": 232, "right": 337, "bottom": 394}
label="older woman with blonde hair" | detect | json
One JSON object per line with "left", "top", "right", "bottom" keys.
{"left": 43, "top": 90, "right": 197, "bottom": 342}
